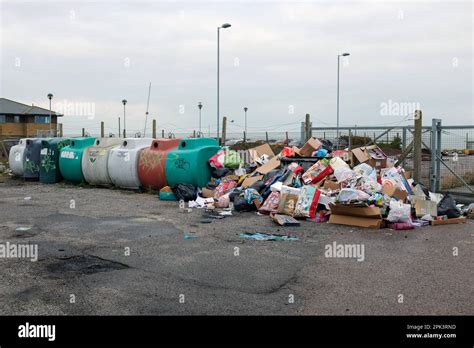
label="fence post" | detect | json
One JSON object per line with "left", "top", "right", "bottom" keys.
{"left": 285, "top": 131, "right": 289, "bottom": 146}
{"left": 300, "top": 122, "right": 305, "bottom": 144}
{"left": 118, "top": 117, "right": 121, "bottom": 138}
{"left": 58, "top": 123, "right": 63, "bottom": 137}
{"left": 413, "top": 110, "right": 422, "bottom": 183}
{"left": 162, "top": 129, "right": 165, "bottom": 138}
{"left": 305, "top": 113, "right": 311, "bottom": 141}
{"left": 243, "top": 131, "right": 246, "bottom": 144}
{"left": 265, "top": 132, "right": 269, "bottom": 143}
{"left": 348, "top": 129, "right": 352, "bottom": 149}
{"left": 152, "top": 119, "right": 156, "bottom": 138}
{"left": 193, "top": 130, "right": 196, "bottom": 138}
{"left": 101, "top": 121, "right": 104, "bottom": 138}
{"left": 82, "top": 128, "right": 85, "bottom": 137}
{"left": 222, "top": 116, "right": 227, "bottom": 146}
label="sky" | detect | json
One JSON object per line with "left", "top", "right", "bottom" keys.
{"left": 0, "top": 0, "right": 473, "bottom": 137}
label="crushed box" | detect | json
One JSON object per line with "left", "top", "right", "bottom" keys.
{"left": 328, "top": 202, "right": 382, "bottom": 229}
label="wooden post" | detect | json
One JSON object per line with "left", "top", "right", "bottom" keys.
{"left": 265, "top": 131, "right": 269, "bottom": 143}
{"left": 152, "top": 119, "right": 156, "bottom": 138}
{"left": 222, "top": 116, "right": 227, "bottom": 146}
{"left": 193, "top": 130, "right": 196, "bottom": 138}
{"left": 118, "top": 117, "right": 121, "bottom": 138}
{"left": 305, "top": 113, "right": 311, "bottom": 141}
{"left": 285, "top": 131, "right": 289, "bottom": 146}
{"left": 413, "top": 109, "right": 422, "bottom": 182}
{"left": 162, "top": 129, "right": 165, "bottom": 138}
{"left": 58, "top": 123, "right": 63, "bottom": 137}
{"left": 101, "top": 121, "right": 104, "bottom": 138}
{"left": 82, "top": 128, "right": 85, "bottom": 137}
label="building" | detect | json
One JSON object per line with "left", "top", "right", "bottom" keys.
{"left": 0, "top": 97, "right": 63, "bottom": 139}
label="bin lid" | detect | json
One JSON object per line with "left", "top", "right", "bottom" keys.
{"left": 120, "top": 138, "right": 154, "bottom": 149}
{"left": 150, "top": 138, "right": 181, "bottom": 151}
{"left": 177, "top": 137, "right": 218, "bottom": 150}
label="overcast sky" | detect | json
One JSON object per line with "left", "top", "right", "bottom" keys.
{"left": 1, "top": 0, "right": 472, "bottom": 137}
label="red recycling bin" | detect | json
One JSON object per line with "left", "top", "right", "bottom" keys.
{"left": 137, "top": 138, "right": 181, "bottom": 190}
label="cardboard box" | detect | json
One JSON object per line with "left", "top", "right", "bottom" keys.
{"left": 328, "top": 203, "right": 382, "bottom": 229}
{"left": 271, "top": 214, "right": 301, "bottom": 226}
{"left": 430, "top": 217, "right": 466, "bottom": 225}
{"left": 351, "top": 145, "right": 387, "bottom": 169}
{"left": 294, "top": 137, "right": 322, "bottom": 157}
{"left": 415, "top": 199, "right": 437, "bottom": 217}
{"left": 249, "top": 143, "right": 275, "bottom": 163}
{"left": 201, "top": 187, "right": 215, "bottom": 198}
{"left": 241, "top": 175, "right": 264, "bottom": 188}
{"left": 381, "top": 185, "right": 408, "bottom": 201}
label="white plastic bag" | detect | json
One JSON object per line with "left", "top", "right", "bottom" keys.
{"left": 387, "top": 199, "right": 412, "bottom": 222}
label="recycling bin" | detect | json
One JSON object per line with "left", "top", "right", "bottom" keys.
{"left": 82, "top": 138, "right": 122, "bottom": 186}
{"left": 137, "top": 138, "right": 181, "bottom": 190}
{"left": 165, "top": 138, "right": 220, "bottom": 188}
{"left": 8, "top": 138, "right": 29, "bottom": 176}
{"left": 39, "top": 138, "right": 71, "bottom": 183}
{"left": 108, "top": 138, "right": 154, "bottom": 189}
{"left": 59, "top": 137, "right": 96, "bottom": 183}
{"left": 24, "top": 138, "right": 44, "bottom": 180}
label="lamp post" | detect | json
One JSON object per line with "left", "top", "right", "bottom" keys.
{"left": 243, "top": 107, "right": 248, "bottom": 141}
{"left": 198, "top": 102, "right": 203, "bottom": 137}
{"left": 337, "top": 52, "right": 350, "bottom": 149}
{"left": 217, "top": 22, "right": 231, "bottom": 144}
{"left": 122, "top": 99, "right": 127, "bottom": 138}
{"left": 47, "top": 93, "right": 53, "bottom": 136}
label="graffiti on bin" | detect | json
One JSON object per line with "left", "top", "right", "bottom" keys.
{"left": 60, "top": 151, "right": 77, "bottom": 160}
{"left": 139, "top": 151, "right": 166, "bottom": 170}
{"left": 41, "top": 149, "right": 56, "bottom": 173}
{"left": 174, "top": 157, "right": 190, "bottom": 171}
{"left": 24, "top": 159, "right": 39, "bottom": 173}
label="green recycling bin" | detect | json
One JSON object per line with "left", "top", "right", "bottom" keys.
{"left": 59, "top": 137, "right": 96, "bottom": 183}
{"left": 40, "top": 138, "right": 71, "bottom": 183}
{"left": 165, "top": 138, "right": 220, "bottom": 188}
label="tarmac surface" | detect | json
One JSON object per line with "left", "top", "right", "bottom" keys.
{"left": 0, "top": 177, "right": 473, "bottom": 315}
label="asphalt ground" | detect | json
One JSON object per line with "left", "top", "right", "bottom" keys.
{"left": 0, "top": 177, "right": 473, "bottom": 315}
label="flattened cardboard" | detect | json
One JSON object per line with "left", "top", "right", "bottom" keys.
{"left": 328, "top": 203, "right": 382, "bottom": 229}
{"left": 255, "top": 156, "right": 281, "bottom": 174}
{"left": 294, "top": 137, "right": 322, "bottom": 157}
{"left": 241, "top": 175, "right": 264, "bottom": 188}
{"left": 323, "top": 180, "right": 341, "bottom": 191}
{"left": 430, "top": 217, "right": 466, "bottom": 225}
{"left": 415, "top": 199, "right": 437, "bottom": 217}
{"left": 382, "top": 185, "right": 408, "bottom": 201}
{"left": 271, "top": 214, "right": 301, "bottom": 226}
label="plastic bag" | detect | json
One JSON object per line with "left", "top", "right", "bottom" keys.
{"left": 258, "top": 191, "right": 280, "bottom": 215}
{"left": 314, "top": 148, "right": 328, "bottom": 157}
{"left": 337, "top": 188, "right": 370, "bottom": 202}
{"left": 387, "top": 199, "right": 412, "bottom": 222}
{"left": 293, "top": 185, "right": 321, "bottom": 219}
{"left": 281, "top": 147, "right": 295, "bottom": 157}
{"left": 334, "top": 167, "right": 357, "bottom": 183}
{"left": 287, "top": 162, "right": 304, "bottom": 175}
{"left": 353, "top": 163, "right": 377, "bottom": 181}
{"left": 172, "top": 183, "right": 198, "bottom": 202}
{"left": 320, "top": 139, "right": 333, "bottom": 152}
{"left": 234, "top": 195, "right": 255, "bottom": 212}
{"left": 224, "top": 150, "right": 243, "bottom": 169}
{"left": 437, "top": 194, "right": 461, "bottom": 218}
{"left": 208, "top": 150, "right": 225, "bottom": 169}
{"left": 215, "top": 194, "right": 230, "bottom": 208}
{"left": 277, "top": 186, "right": 301, "bottom": 216}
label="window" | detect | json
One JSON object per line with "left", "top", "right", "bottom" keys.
{"left": 0, "top": 115, "right": 5, "bottom": 123}
{"left": 34, "top": 115, "right": 50, "bottom": 124}
{"left": 14, "top": 115, "right": 20, "bottom": 123}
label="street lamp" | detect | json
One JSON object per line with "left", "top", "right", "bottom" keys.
{"left": 337, "top": 52, "right": 350, "bottom": 149}
{"left": 198, "top": 102, "right": 203, "bottom": 137}
{"left": 47, "top": 93, "right": 53, "bottom": 136}
{"left": 122, "top": 99, "right": 127, "bottom": 138}
{"left": 217, "top": 22, "right": 231, "bottom": 144}
{"left": 243, "top": 107, "right": 248, "bottom": 141}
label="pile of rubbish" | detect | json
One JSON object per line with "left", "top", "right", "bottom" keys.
{"left": 163, "top": 137, "right": 472, "bottom": 229}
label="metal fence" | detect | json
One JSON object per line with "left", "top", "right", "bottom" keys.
{"left": 307, "top": 123, "right": 474, "bottom": 195}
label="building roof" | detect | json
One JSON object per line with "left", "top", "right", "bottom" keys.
{"left": 0, "top": 97, "right": 63, "bottom": 117}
